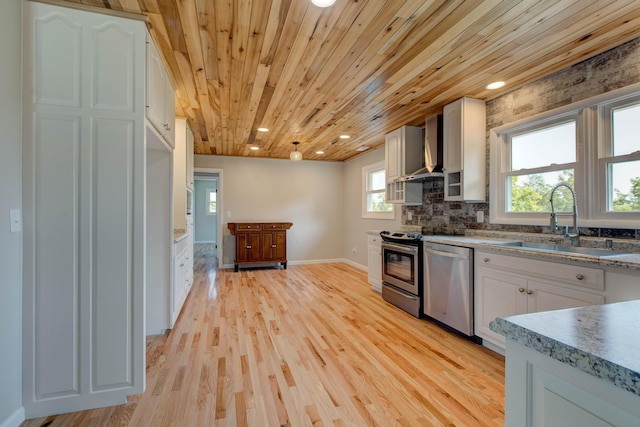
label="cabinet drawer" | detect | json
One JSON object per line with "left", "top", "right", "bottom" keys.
{"left": 262, "top": 223, "right": 287, "bottom": 230}
{"left": 477, "top": 251, "right": 604, "bottom": 291}
{"left": 236, "top": 223, "right": 261, "bottom": 231}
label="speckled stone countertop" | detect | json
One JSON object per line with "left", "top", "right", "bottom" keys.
{"left": 420, "top": 231, "right": 640, "bottom": 273}
{"left": 174, "top": 229, "right": 187, "bottom": 243}
{"left": 490, "top": 301, "right": 640, "bottom": 396}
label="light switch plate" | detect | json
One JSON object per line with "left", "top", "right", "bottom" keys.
{"left": 10, "top": 209, "right": 21, "bottom": 232}
{"left": 476, "top": 211, "right": 484, "bottom": 223}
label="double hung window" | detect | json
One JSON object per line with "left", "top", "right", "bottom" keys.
{"left": 362, "top": 161, "right": 394, "bottom": 219}
{"left": 491, "top": 84, "right": 640, "bottom": 228}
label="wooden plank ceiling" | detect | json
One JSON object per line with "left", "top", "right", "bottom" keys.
{"left": 62, "top": 0, "right": 640, "bottom": 161}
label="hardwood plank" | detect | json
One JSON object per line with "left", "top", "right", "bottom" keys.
{"left": 22, "top": 246, "right": 505, "bottom": 426}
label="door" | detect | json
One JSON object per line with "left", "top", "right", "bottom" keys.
{"left": 526, "top": 280, "right": 604, "bottom": 313}
{"left": 262, "top": 231, "right": 286, "bottom": 261}
{"left": 475, "top": 267, "right": 527, "bottom": 347}
{"left": 236, "top": 232, "right": 261, "bottom": 262}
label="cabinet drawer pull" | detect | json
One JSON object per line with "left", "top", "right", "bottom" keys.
{"left": 526, "top": 290, "right": 533, "bottom": 295}
{"left": 246, "top": 245, "right": 252, "bottom": 249}
{"left": 518, "top": 288, "right": 525, "bottom": 293}
{"left": 576, "top": 274, "right": 585, "bottom": 281}
{"left": 483, "top": 257, "right": 489, "bottom": 263}
{"left": 271, "top": 244, "right": 276, "bottom": 248}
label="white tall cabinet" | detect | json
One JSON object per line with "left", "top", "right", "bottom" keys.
{"left": 22, "top": 2, "right": 146, "bottom": 417}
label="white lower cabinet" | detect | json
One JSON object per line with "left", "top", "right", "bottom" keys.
{"left": 172, "top": 236, "right": 193, "bottom": 326}
{"left": 367, "top": 234, "right": 382, "bottom": 292}
{"left": 505, "top": 340, "right": 640, "bottom": 426}
{"left": 475, "top": 251, "right": 604, "bottom": 350}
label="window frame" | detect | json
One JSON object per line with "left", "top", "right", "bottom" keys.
{"left": 490, "top": 82, "right": 640, "bottom": 229}
{"left": 206, "top": 187, "right": 217, "bottom": 215}
{"left": 362, "top": 161, "right": 395, "bottom": 220}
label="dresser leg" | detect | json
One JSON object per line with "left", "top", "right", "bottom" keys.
{"left": 234, "top": 264, "right": 238, "bottom": 272}
{"left": 283, "top": 262, "right": 287, "bottom": 269}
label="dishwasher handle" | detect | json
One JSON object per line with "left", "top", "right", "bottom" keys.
{"left": 425, "top": 247, "right": 470, "bottom": 260}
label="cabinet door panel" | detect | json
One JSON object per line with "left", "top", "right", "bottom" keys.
{"left": 237, "top": 232, "right": 260, "bottom": 262}
{"left": 443, "top": 99, "right": 462, "bottom": 171}
{"left": 475, "top": 268, "right": 527, "bottom": 347}
{"left": 527, "top": 280, "right": 604, "bottom": 313}
{"left": 262, "top": 231, "right": 286, "bottom": 261}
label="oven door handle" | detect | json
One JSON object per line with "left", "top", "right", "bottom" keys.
{"left": 382, "top": 242, "right": 419, "bottom": 254}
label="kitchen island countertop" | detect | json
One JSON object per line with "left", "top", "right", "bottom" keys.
{"left": 490, "top": 300, "right": 640, "bottom": 396}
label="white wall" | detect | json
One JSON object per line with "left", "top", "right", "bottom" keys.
{"left": 342, "top": 147, "right": 403, "bottom": 267}
{"left": 194, "top": 155, "right": 344, "bottom": 267}
{"left": 0, "top": 0, "right": 24, "bottom": 425}
{"left": 194, "top": 178, "right": 217, "bottom": 243}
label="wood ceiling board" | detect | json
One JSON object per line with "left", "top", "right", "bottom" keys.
{"left": 57, "top": 0, "right": 640, "bottom": 161}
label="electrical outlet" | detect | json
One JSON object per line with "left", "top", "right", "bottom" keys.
{"left": 352, "top": 247, "right": 357, "bottom": 254}
{"left": 476, "top": 211, "right": 484, "bottom": 223}
{"left": 407, "top": 211, "right": 413, "bottom": 221}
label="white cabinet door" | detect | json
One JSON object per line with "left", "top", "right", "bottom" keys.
{"left": 186, "top": 124, "right": 194, "bottom": 189}
{"left": 475, "top": 267, "right": 527, "bottom": 348}
{"left": 527, "top": 280, "right": 604, "bottom": 313}
{"left": 146, "top": 37, "right": 175, "bottom": 146}
{"left": 146, "top": 39, "right": 165, "bottom": 134}
{"left": 23, "top": 2, "right": 145, "bottom": 417}
{"left": 443, "top": 98, "right": 463, "bottom": 172}
{"left": 385, "top": 127, "right": 402, "bottom": 181}
{"left": 367, "top": 235, "right": 382, "bottom": 292}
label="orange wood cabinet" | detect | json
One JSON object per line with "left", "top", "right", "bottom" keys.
{"left": 228, "top": 222, "right": 293, "bottom": 272}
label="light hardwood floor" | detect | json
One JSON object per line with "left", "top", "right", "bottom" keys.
{"left": 23, "top": 248, "right": 505, "bottom": 426}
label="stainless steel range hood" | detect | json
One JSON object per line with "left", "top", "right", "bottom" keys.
{"left": 400, "top": 114, "right": 444, "bottom": 182}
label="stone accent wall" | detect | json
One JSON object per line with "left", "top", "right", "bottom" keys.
{"left": 405, "top": 37, "right": 640, "bottom": 239}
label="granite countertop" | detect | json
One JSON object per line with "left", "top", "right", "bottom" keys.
{"left": 174, "top": 229, "right": 187, "bottom": 242}
{"left": 490, "top": 300, "right": 640, "bottom": 396}
{"left": 420, "top": 232, "right": 640, "bottom": 272}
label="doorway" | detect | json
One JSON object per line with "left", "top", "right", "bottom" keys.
{"left": 193, "top": 169, "right": 222, "bottom": 268}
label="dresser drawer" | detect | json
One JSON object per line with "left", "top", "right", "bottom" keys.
{"left": 236, "top": 223, "right": 261, "bottom": 231}
{"left": 262, "top": 223, "right": 287, "bottom": 230}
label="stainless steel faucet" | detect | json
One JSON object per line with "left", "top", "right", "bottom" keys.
{"left": 549, "top": 183, "right": 579, "bottom": 246}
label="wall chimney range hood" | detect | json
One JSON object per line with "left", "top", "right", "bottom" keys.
{"left": 400, "top": 114, "right": 444, "bottom": 182}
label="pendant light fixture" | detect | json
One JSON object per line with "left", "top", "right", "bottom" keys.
{"left": 310, "top": 0, "right": 336, "bottom": 7}
{"left": 290, "top": 141, "right": 302, "bottom": 161}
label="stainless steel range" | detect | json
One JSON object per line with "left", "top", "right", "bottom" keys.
{"left": 379, "top": 231, "right": 423, "bottom": 317}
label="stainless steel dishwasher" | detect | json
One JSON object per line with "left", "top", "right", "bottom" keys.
{"left": 423, "top": 242, "right": 476, "bottom": 339}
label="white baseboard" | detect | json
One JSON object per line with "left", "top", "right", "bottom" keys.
{"left": 0, "top": 406, "right": 25, "bottom": 427}
{"left": 194, "top": 240, "right": 216, "bottom": 244}
{"left": 221, "top": 258, "right": 368, "bottom": 271}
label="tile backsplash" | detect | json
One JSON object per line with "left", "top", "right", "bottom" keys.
{"left": 403, "top": 37, "right": 640, "bottom": 240}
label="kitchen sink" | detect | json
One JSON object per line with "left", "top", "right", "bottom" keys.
{"left": 500, "top": 241, "right": 627, "bottom": 257}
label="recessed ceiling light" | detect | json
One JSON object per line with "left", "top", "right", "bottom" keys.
{"left": 355, "top": 146, "right": 369, "bottom": 152}
{"left": 257, "top": 127, "right": 269, "bottom": 132}
{"left": 339, "top": 135, "right": 350, "bottom": 139}
{"left": 486, "top": 81, "right": 505, "bottom": 90}
{"left": 250, "top": 146, "right": 259, "bottom": 151}
{"left": 316, "top": 150, "right": 324, "bottom": 155}
{"left": 310, "top": 0, "right": 336, "bottom": 7}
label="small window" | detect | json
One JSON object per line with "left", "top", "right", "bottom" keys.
{"left": 207, "top": 188, "right": 217, "bottom": 214}
{"left": 362, "top": 161, "right": 394, "bottom": 219}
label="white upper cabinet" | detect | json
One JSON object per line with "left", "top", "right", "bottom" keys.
{"left": 23, "top": 1, "right": 145, "bottom": 417}
{"left": 186, "top": 125, "right": 194, "bottom": 189}
{"left": 443, "top": 97, "right": 486, "bottom": 201}
{"left": 146, "top": 37, "right": 175, "bottom": 146}
{"left": 384, "top": 125, "right": 423, "bottom": 205}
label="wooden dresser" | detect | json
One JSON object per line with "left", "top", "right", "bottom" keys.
{"left": 227, "top": 222, "right": 293, "bottom": 272}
